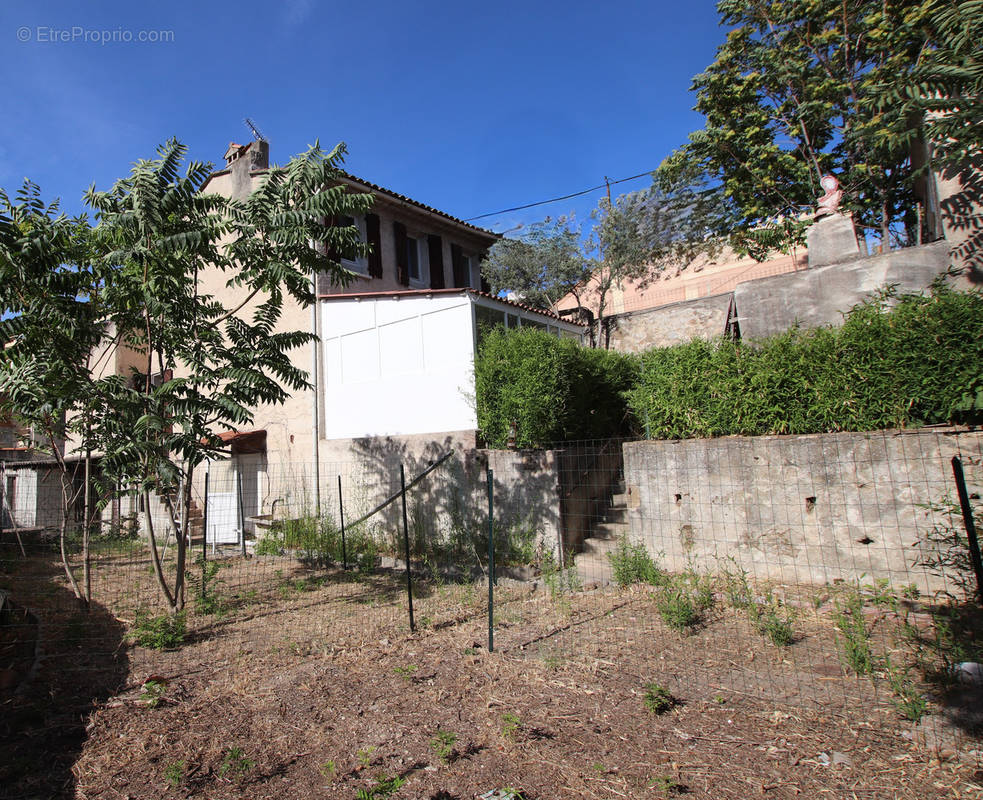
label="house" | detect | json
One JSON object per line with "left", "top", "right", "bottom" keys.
{"left": 195, "top": 140, "right": 585, "bottom": 544}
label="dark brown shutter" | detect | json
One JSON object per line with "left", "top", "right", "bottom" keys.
{"left": 428, "top": 234, "right": 445, "bottom": 289}
{"left": 366, "top": 213, "right": 383, "bottom": 278}
{"left": 324, "top": 216, "right": 340, "bottom": 264}
{"left": 451, "top": 244, "right": 468, "bottom": 288}
{"left": 393, "top": 221, "right": 409, "bottom": 286}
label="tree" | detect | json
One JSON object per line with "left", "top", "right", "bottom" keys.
{"left": 658, "top": 0, "right": 939, "bottom": 253}
{"left": 480, "top": 217, "right": 590, "bottom": 313}
{"left": 0, "top": 183, "right": 106, "bottom": 606}
{"left": 1, "top": 139, "right": 372, "bottom": 613}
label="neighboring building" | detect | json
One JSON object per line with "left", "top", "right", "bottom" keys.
{"left": 556, "top": 246, "right": 806, "bottom": 351}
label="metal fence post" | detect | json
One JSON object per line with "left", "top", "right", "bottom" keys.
{"left": 400, "top": 464, "right": 415, "bottom": 632}
{"left": 952, "top": 456, "right": 983, "bottom": 605}
{"left": 201, "top": 471, "right": 209, "bottom": 599}
{"left": 338, "top": 474, "right": 347, "bottom": 570}
{"left": 236, "top": 468, "right": 246, "bottom": 558}
{"left": 487, "top": 466, "right": 494, "bottom": 653}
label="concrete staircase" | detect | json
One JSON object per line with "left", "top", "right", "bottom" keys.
{"left": 148, "top": 492, "right": 205, "bottom": 545}
{"left": 575, "top": 479, "right": 629, "bottom": 586}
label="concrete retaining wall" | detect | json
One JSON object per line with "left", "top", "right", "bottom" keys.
{"left": 604, "top": 293, "right": 733, "bottom": 353}
{"left": 622, "top": 428, "right": 982, "bottom": 593}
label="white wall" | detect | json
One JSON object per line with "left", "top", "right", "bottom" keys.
{"left": 321, "top": 295, "right": 477, "bottom": 439}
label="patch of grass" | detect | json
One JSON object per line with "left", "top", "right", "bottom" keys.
{"left": 608, "top": 538, "right": 662, "bottom": 587}
{"left": 721, "top": 560, "right": 752, "bottom": 610}
{"left": 132, "top": 610, "right": 186, "bottom": 650}
{"left": 541, "top": 550, "right": 581, "bottom": 598}
{"left": 140, "top": 679, "right": 166, "bottom": 709}
{"left": 649, "top": 774, "right": 684, "bottom": 795}
{"left": 430, "top": 729, "right": 457, "bottom": 764}
{"left": 318, "top": 760, "right": 337, "bottom": 780}
{"left": 884, "top": 656, "right": 928, "bottom": 723}
{"left": 748, "top": 592, "right": 795, "bottom": 647}
{"left": 392, "top": 664, "right": 418, "bottom": 680}
{"left": 163, "top": 760, "right": 185, "bottom": 788}
{"left": 356, "top": 774, "right": 406, "bottom": 798}
{"left": 218, "top": 746, "right": 254, "bottom": 779}
{"left": 643, "top": 682, "right": 676, "bottom": 714}
{"left": 501, "top": 712, "right": 522, "bottom": 743}
{"left": 833, "top": 589, "right": 874, "bottom": 675}
{"left": 656, "top": 572, "right": 712, "bottom": 632}
{"left": 356, "top": 746, "right": 377, "bottom": 769}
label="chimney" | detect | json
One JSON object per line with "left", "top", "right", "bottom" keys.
{"left": 224, "top": 139, "right": 269, "bottom": 199}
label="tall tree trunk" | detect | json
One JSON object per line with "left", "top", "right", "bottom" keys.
{"left": 143, "top": 489, "right": 177, "bottom": 611}
{"left": 57, "top": 471, "right": 85, "bottom": 605}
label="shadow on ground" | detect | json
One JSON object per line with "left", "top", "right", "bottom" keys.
{"left": 0, "top": 546, "right": 129, "bottom": 800}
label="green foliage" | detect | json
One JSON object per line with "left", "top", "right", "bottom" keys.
{"left": 356, "top": 746, "right": 377, "bottom": 769}
{"left": 163, "top": 760, "right": 185, "bottom": 788}
{"left": 628, "top": 287, "right": 983, "bottom": 439}
{"left": 480, "top": 217, "right": 591, "bottom": 312}
{"left": 474, "top": 326, "right": 636, "bottom": 447}
{"left": 884, "top": 655, "right": 928, "bottom": 723}
{"left": 656, "top": 573, "right": 713, "bottom": 632}
{"left": 833, "top": 589, "right": 874, "bottom": 675}
{"left": 429, "top": 729, "right": 458, "bottom": 764}
{"left": 748, "top": 593, "right": 795, "bottom": 647}
{"left": 392, "top": 664, "right": 418, "bottom": 680}
{"left": 132, "top": 610, "right": 186, "bottom": 650}
{"left": 218, "top": 746, "right": 254, "bottom": 779}
{"left": 140, "top": 680, "right": 167, "bottom": 709}
{"left": 917, "top": 496, "right": 983, "bottom": 600}
{"left": 501, "top": 712, "right": 522, "bottom": 743}
{"left": 318, "top": 760, "right": 337, "bottom": 780}
{"left": 643, "top": 682, "right": 676, "bottom": 714}
{"left": 608, "top": 538, "right": 663, "bottom": 587}
{"left": 259, "top": 515, "right": 378, "bottom": 571}
{"left": 356, "top": 775, "right": 406, "bottom": 799}
{"left": 658, "top": 0, "right": 938, "bottom": 252}
{"left": 186, "top": 556, "right": 226, "bottom": 616}
{"left": 540, "top": 549, "right": 582, "bottom": 599}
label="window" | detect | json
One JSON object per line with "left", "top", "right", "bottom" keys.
{"left": 335, "top": 215, "right": 369, "bottom": 275}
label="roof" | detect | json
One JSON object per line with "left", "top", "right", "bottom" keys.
{"left": 317, "top": 288, "right": 585, "bottom": 328}
{"left": 337, "top": 174, "right": 499, "bottom": 240}
{"left": 203, "top": 165, "right": 498, "bottom": 240}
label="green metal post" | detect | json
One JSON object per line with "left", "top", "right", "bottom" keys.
{"left": 487, "top": 466, "right": 494, "bottom": 653}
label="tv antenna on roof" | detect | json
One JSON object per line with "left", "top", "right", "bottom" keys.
{"left": 244, "top": 117, "right": 267, "bottom": 142}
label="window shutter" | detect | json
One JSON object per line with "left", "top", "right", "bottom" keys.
{"left": 451, "top": 244, "right": 468, "bottom": 288}
{"left": 366, "top": 213, "right": 383, "bottom": 278}
{"left": 393, "top": 221, "right": 409, "bottom": 286}
{"left": 428, "top": 234, "right": 445, "bottom": 289}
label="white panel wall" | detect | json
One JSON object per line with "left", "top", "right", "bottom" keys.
{"left": 321, "top": 295, "right": 477, "bottom": 439}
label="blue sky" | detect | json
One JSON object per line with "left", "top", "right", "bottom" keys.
{"left": 0, "top": 0, "right": 725, "bottom": 234}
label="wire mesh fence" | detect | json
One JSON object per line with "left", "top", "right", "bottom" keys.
{"left": 1, "top": 426, "right": 981, "bottom": 727}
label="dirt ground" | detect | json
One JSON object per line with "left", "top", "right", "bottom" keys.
{"left": 2, "top": 551, "right": 982, "bottom": 800}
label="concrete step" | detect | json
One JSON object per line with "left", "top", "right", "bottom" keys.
{"left": 602, "top": 506, "right": 627, "bottom": 524}
{"left": 591, "top": 521, "right": 628, "bottom": 541}
{"left": 581, "top": 535, "right": 621, "bottom": 557}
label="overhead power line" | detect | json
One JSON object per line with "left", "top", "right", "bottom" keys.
{"left": 463, "top": 169, "right": 656, "bottom": 222}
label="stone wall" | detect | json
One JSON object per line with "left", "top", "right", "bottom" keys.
{"left": 622, "top": 428, "right": 982, "bottom": 593}
{"left": 601, "top": 241, "right": 972, "bottom": 351}
{"left": 604, "top": 293, "right": 733, "bottom": 353}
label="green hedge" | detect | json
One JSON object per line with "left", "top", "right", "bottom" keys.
{"left": 474, "top": 327, "right": 637, "bottom": 447}
{"left": 627, "top": 285, "right": 983, "bottom": 439}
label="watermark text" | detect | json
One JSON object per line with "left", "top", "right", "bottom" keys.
{"left": 17, "top": 26, "right": 175, "bottom": 45}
